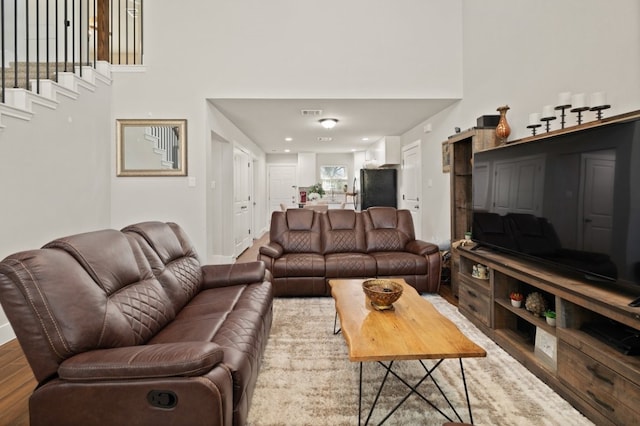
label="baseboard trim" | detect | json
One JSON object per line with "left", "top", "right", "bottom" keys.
{"left": 0, "top": 322, "right": 16, "bottom": 346}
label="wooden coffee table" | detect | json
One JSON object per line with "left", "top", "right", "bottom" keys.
{"left": 329, "top": 278, "right": 486, "bottom": 425}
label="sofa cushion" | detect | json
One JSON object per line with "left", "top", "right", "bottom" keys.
{"left": 369, "top": 252, "right": 428, "bottom": 276}
{"left": 44, "top": 231, "right": 176, "bottom": 347}
{"left": 269, "top": 210, "right": 322, "bottom": 254}
{"left": 364, "top": 207, "right": 414, "bottom": 252}
{"left": 325, "top": 253, "right": 377, "bottom": 278}
{"left": 123, "top": 222, "right": 203, "bottom": 314}
{"left": 322, "top": 210, "right": 367, "bottom": 254}
{"left": 272, "top": 253, "right": 325, "bottom": 277}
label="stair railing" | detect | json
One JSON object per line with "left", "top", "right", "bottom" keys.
{"left": 1, "top": 0, "right": 143, "bottom": 104}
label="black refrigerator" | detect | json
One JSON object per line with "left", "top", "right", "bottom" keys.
{"left": 360, "top": 169, "right": 397, "bottom": 210}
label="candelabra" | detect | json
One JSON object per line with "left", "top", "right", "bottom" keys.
{"left": 526, "top": 123, "right": 542, "bottom": 136}
{"left": 570, "top": 106, "right": 589, "bottom": 125}
{"left": 590, "top": 104, "right": 611, "bottom": 120}
{"left": 554, "top": 103, "right": 571, "bottom": 129}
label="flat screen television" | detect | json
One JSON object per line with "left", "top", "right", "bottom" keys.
{"left": 471, "top": 115, "right": 640, "bottom": 294}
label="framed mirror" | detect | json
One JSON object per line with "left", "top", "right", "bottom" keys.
{"left": 116, "top": 119, "right": 187, "bottom": 176}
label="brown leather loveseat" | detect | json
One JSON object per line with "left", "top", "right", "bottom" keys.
{"left": 0, "top": 221, "right": 273, "bottom": 426}
{"left": 259, "top": 207, "right": 441, "bottom": 296}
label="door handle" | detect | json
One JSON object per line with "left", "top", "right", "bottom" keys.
{"left": 415, "top": 205, "right": 419, "bottom": 209}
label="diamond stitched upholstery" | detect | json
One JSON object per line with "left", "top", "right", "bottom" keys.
{"left": 371, "top": 252, "right": 428, "bottom": 275}
{"left": 287, "top": 231, "right": 313, "bottom": 252}
{"left": 367, "top": 229, "right": 403, "bottom": 251}
{"left": 167, "top": 257, "right": 202, "bottom": 301}
{"left": 109, "top": 281, "right": 174, "bottom": 344}
{"left": 325, "top": 253, "right": 376, "bottom": 278}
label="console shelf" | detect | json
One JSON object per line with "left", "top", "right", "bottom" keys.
{"left": 457, "top": 246, "right": 640, "bottom": 426}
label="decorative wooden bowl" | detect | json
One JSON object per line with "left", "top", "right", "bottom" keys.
{"left": 362, "top": 279, "right": 403, "bottom": 311}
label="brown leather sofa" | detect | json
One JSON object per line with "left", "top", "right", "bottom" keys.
{"left": 259, "top": 207, "right": 441, "bottom": 296}
{"left": 0, "top": 221, "right": 273, "bottom": 426}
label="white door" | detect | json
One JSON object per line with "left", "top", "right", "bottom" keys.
{"left": 268, "top": 165, "right": 297, "bottom": 214}
{"left": 579, "top": 151, "right": 615, "bottom": 253}
{"left": 233, "top": 148, "right": 252, "bottom": 257}
{"left": 401, "top": 141, "right": 422, "bottom": 239}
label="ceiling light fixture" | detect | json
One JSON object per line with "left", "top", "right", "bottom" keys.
{"left": 319, "top": 118, "right": 338, "bottom": 129}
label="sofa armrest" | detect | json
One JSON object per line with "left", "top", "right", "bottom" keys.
{"left": 58, "top": 342, "right": 224, "bottom": 381}
{"left": 202, "top": 261, "right": 267, "bottom": 289}
{"left": 258, "top": 242, "right": 283, "bottom": 258}
{"left": 405, "top": 240, "right": 439, "bottom": 256}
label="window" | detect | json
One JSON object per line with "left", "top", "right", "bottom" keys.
{"left": 320, "top": 165, "right": 348, "bottom": 200}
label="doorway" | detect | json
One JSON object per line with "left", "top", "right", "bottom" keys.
{"left": 233, "top": 147, "right": 253, "bottom": 257}
{"left": 401, "top": 141, "right": 422, "bottom": 239}
{"left": 268, "top": 164, "right": 297, "bottom": 214}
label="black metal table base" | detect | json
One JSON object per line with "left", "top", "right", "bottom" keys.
{"left": 358, "top": 358, "right": 473, "bottom": 425}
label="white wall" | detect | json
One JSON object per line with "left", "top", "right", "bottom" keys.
{"left": 0, "top": 80, "right": 112, "bottom": 344}
{"left": 400, "top": 0, "right": 640, "bottom": 248}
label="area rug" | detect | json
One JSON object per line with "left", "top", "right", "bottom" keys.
{"left": 246, "top": 295, "right": 593, "bottom": 425}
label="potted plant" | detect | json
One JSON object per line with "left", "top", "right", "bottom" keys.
{"left": 544, "top": 310, "right": 557, "bottom": 326}
{"left": 509, "top": 291, "right": 524, "bottom": 308}
{"left": 307, "top": 183, "right": 326, "bottom": 202}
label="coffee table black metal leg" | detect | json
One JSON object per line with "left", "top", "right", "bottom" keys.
{"left": 360, "top": 361, "right": 395, "bottom": 426}
{"left": 333, "top": 311, "right": 341, "bottom": 335}
{"left": 460, "top": 358, "right": 473, "bottom": 424}
{"left": 359, "top": 362, "right": 363, "bottom": 425}
{"left": 358, "top": 359, "right": 475, "bottom": 425}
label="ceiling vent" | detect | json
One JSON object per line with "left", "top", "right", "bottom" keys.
{"left": 317, "top": 137, "right": 333, "bottom": 142}
{"left": 301, "top": 109, "right": 323, "bottom": 116}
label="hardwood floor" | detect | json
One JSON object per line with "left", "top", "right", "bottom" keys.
{"left": 0, "top": 339, "right": 35, "bottom": 426}
{"left": 0, "top": 230, "right": 452, "bottom": 424}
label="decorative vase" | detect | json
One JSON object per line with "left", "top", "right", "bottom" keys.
{"left": 510, "top": 299, "right": 522, "bottom": 308}
{"left": 546, "top": 316, "right": 556, "bottom": 327}
{"left": 495, "top": 105, "right": 511, "bottom": 144}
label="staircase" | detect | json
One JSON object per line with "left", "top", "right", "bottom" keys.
{"left": 0, "top": 0, "right": 142, "bottom": 128}
{"left": 0, "top": 61, "right": 112, "bottom": 128}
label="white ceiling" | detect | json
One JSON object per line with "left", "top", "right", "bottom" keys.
{"left": 209, "top": 99, "right": 459, "bottom": 154}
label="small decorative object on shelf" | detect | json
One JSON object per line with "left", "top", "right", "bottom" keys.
{"left": 525, "top": 292, "right": 548, "bottom": 317}
{"left": 544, "top": 310, "right": 557, "bottom": 327}
{"left": 509, "top": 291, "right": 524, "bottom": 308}
{"left": 555, "top": 92, "right": 572, "bottom": 129}
{"left": 495, "top": 105, "right": 511, "bottom": 144}
{"left": 527, "top": 113, "right": 542, "bottom": 136}
{"left": 570, "top": 93, "right": 590, "bottom": 125}
{"left": 464, "top": 231, "right": 472, "bottom": 241}
{"left": 589, "top": 91, "right": 611, "bottom": 120}
{"left": 472, "top": 263, "right": 489, "bottom": 280}
{"left": 541, "top": 105, "right": 557, "bottom": 132}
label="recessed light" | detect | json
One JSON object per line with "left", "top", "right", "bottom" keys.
{"left": 362, "top": 137, "right": 369, "bottom": 141}
{"left": 285, "top": 137, "right": 293, "bottom": 142}
{"left": 284, "top": 149, "right": 291, "bottom": 153}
